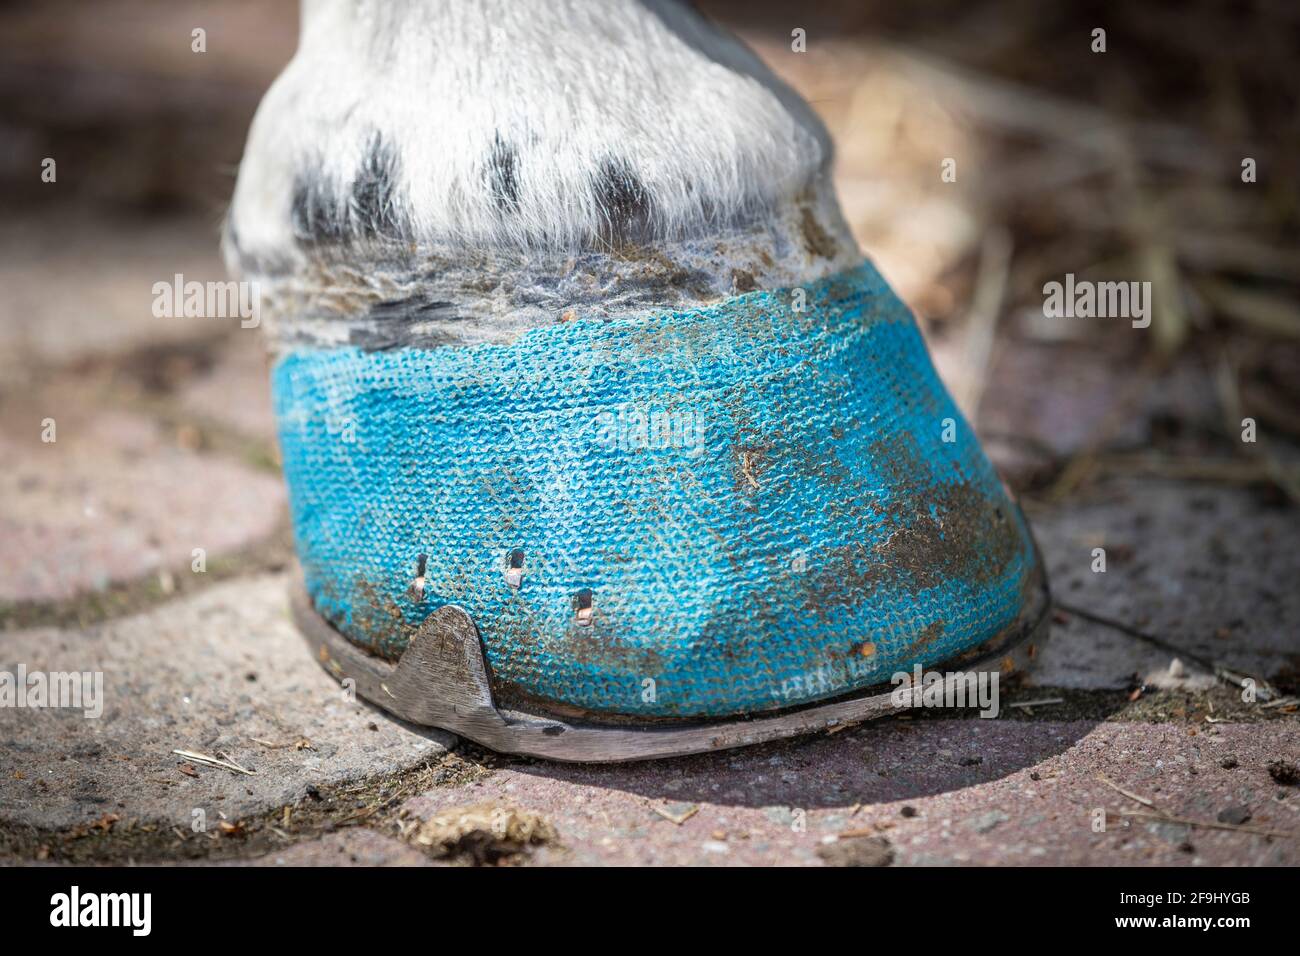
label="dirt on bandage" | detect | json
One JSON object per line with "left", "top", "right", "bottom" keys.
{"left": 865, "top": 435, "right": 1022, "bottom": 589}
{"left": 347, "top": 577, "right": 415, "bottom": 660}
{"left": 869, "top": 479, "right": 1019, "bottom": 591}
{"left": 794, "top": 436, "right": 1023, "bottom": 621}
{"left": 799, "top": 206, "right": 839, "bottom": 261}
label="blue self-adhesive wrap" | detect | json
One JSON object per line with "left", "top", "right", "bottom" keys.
{"left": 273, "top": 260, "right": 1038, "bottom": 717}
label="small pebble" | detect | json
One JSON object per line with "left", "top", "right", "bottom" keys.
{"left": 817, "top": 835, "right": 893, "bottom": 867}
{"left": 1216, "top": 805, "right": 1251, "bottom": 826}
{"left": 970, "top": 810, "right": 1008, "bottom": 834}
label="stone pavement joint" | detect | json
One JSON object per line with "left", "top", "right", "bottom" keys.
{"left": 2, "top": 751, "right": 483, "bottom": 865}
{"left": 1025, "top": 477, "right": 1300, "bottom": 692}
{"left": 216, "top": 829, "right": 436, "bottom": 867}
{"left": 0, "top": 377, "right": 286, "bottom": 606}
{"left": 0, "top": 575, "right": 456, "bottom": 844}
{"left": 0, "top": 521, "right": 293, "bottom": 634}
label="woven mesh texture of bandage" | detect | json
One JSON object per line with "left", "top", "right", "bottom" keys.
{"left": 273, "top": 261, "right": 1039, "bottom": 718}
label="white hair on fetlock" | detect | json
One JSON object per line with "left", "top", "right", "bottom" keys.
{"left": 225, "top": 0, "right": 862, "bottom": 347}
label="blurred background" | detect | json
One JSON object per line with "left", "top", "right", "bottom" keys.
{"left": 1, "top": 0, "right": 1297, "bottom": 645}
{"left": 1, "top": 0, "right": 1298, "bottom": 868}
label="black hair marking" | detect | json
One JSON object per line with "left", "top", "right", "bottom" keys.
{"left": 593, "top": 158, "right": 653, "bottom": 243}
{"left": 291, "top": 161, "right": 346, "bottom": 243}
{"left": 351, "top": 133, "right": 402, "bottom": 239}
{"left": 487, "top": 134, "right": 521, "bottom": 214}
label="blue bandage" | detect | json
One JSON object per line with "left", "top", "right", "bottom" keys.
{"left": 273, "top": 260, "right": 1038, "bottom": 717}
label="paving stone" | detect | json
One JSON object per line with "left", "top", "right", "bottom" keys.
{"left": 930, "top": 335, "right": 1233, "bottom": 490}
{"left": 1022, "top": 611, "right": 1170, "bottom": 690}
{"left": 0, "top": 387, "right": 284, "bottom": 603}
{"left": 0, "top": 575, "right": 454, "bottom": 831}
{"left": 401, "top": 719, "right": 1299, "bottom": 866}
{"left": 178, "top": 332, "right": 277, "bottom": 444}
{"left": 1026, "top": 478, "right": 1300, "bottom": 690}
{"left": 0, "top": 210, "right": 233, "bottom": 379}
{"left": 977, "top": 340, "right": 1221, "bottom": 459}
